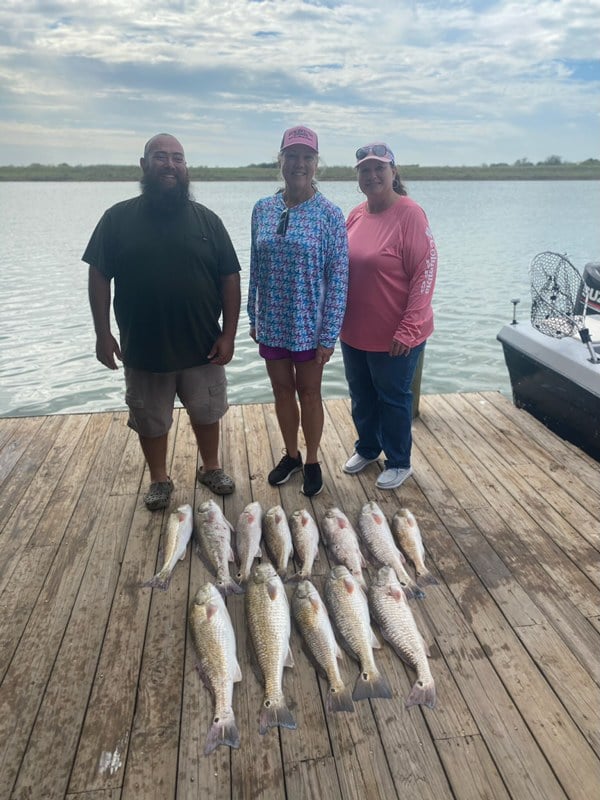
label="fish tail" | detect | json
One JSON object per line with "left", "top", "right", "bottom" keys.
{"left": 204, "top": 711, "right": 241, "bottom": 754}
{"left": 416, "top": 569, "right": 439, "bottom": 587}
{"left": 352, "top": 668, "right": 392, "bottom": 701}
{"left": 406, "top": 677, "right": 436, "bottom": 709}
{"left": 404, "top": 580, "right": 426, "bottom": 600}
{"left": 326, "top": 684, "right": 355, "bottom": 713}
{"left": 216, "top": 575, "right": 244, "bottom": 596}
{"left": 259, "top": 698, "right": 297, "bottom": 735}
{"left": 142, "top": 570, "right": 171, "bottom": 591}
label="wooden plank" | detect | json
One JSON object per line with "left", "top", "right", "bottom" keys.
{"left": 514, "top": 621, "right": 600, "bottom": 756}
{"left": 0, "top": 413, "right": 114, "bottom": 680}
{"left": 119, "top": 411, "right": 195, "bottom": 799}
{"left": 0, "top": 414, "right": 84, "bottom": 539}
{"left": 481, "top": 391, "right": 600, "bottom": 493}
{"left": 11, "top": 494, "right": 137, "bottom": 798}
{"left": 436, "top": 734, "right": 511, "bottom": 800}
{"left": 0, "top": 415, "right": 45, "bottom": 485}
{"left": 0, "top": 413, "right": 128, "bottom": 798}
{"left": 437, "top": 633, "right": 568, "bottom": 800}
{"left": 284, "top": 756, "right": 343, "bottom": 800}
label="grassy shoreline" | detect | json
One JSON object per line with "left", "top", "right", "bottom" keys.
{"left": 1, "top": 163, "right": 599, "bottom": 181}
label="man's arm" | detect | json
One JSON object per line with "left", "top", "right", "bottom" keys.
{"left": 208, "top": 272, "right": 241, "bottom": 365}
{"left": 88, "top": 265, "right": 122, "bottom": 369}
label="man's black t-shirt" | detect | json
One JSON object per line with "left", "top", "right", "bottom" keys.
{"left": 83, "top": 196, "right": 241, "bottom": 372}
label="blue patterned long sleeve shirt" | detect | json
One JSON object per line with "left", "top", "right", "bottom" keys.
{"left": 248, "top": 192, "right": 349, "bottom": 350}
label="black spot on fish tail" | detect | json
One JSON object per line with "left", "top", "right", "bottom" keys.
{"left": 352, "top": 668, "right": 392, "bottom": 701}
{"left": 259, "top": 698, "right": 297, "bottom": 735}
{"left": 204, "top": 715, "right": 241, "bottom": 754}
{"left": 326, "top": 684, "right": 355, "bottom": 713}
{"left": 405, "top": 677, "right": 436, "bottom": 709}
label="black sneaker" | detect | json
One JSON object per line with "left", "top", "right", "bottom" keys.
{"left": 268, "top": 452, "right": 303, "bottom": 485}
{"left": 302, "top": 463, "right": 323, "bottom": 497}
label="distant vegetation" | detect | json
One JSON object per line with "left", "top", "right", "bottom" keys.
{"left": 1, "top": 157, "right": 599, "bottom": 181}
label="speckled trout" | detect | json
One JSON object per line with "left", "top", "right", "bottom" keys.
{"left": 189, "top": 583, "right": 242, "bottom": 754}
{"left": 246, "top": 563, "right": 296, "bottom": 734}
{"left": 369, "top": 566, "right": 436, "bottom": 708}
{"left": 143, "top": 504, "right": 193, "bottom": 590}
{"left": 292, "top": 579, "right": 354, "bottom": 713}
{"left": 324, "top": 565, "right": 391, "bottom": 701}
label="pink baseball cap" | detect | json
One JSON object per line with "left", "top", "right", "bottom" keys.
{"left": 280, "top": 126, "right": 319, "bottom": 153}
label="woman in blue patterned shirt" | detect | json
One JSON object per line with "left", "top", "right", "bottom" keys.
{"left": 248, "top": 125, "right": 348, "bottom": 496}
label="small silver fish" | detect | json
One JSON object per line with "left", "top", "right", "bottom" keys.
{"left": 144, "top": 504, "right": 193, "bottom": 590}
{"left": 392, "top": 508, "right": 438, "bottom": 587}
{"left": 358, "top": 501, "right": 424, "bottom": 599}
{"left": 292, "top": 580, "right": 354, "bottom": 713}
{"left": 324, "top": 565, "right": 391, "bottom": 701}
{"left": 289, "top": 509, "right": 320, "bottom": 579}
{"left": 189, "top": 583, "right": 242, "bottom": 753}
{"left": 321, "top": 507, "right": 368, "bottom": 588}
{"left": 235, "top": 501, "right": 263, "bottom": 583}
{"left": 196, "top": 500, "right": 243, "bottom": 595}
{"left": 263, "top": 505, "right": 293, "bottom": 577}
{"left": 369, "top": 566, "right": 436, "bottom": 708}
{"left": 246, "top": 563, "right": 296, "bottom": 734}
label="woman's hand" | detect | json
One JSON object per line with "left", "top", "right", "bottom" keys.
{"left": 315, "top": 345, "right": 334, "bottom": 365}
{"left": 389, "top": 339, "right": 411, "bottom": 357}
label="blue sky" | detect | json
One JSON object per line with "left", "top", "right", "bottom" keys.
{"left": 1, "top": 0, "right": 599, "bottom": 167}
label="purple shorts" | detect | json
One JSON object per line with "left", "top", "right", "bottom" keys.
{"left": 259, "top": 344, "right": 317, "bottom": 363}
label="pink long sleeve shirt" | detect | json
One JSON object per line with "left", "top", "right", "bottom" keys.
{"left": 340, "top": 197, "right": 437, "bottom": 351}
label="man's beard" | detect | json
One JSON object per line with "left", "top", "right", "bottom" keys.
{"left": 140, "top": 171, "right": 192, "bottom": 214}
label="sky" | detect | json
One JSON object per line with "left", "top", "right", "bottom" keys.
{"left": 1, "top": 0, "right": 599, "bottom": 168}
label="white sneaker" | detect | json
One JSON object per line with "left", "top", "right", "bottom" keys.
{"left": 343, "top": 452, "right": 379, "bottom": 474}
{"left": 376, "top": 466, "right": 413, "bottom": 489}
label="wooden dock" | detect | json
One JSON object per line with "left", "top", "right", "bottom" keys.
{"left": 1, "top": 392, "right": 599, "bottom": 800}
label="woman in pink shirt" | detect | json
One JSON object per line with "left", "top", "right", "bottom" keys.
{"left": 340, "top": 143, "right": 437, "bottom": 490}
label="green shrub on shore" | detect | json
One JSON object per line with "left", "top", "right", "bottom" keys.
{"left": 1, "top": 161, "right": 599, "bottom": 181}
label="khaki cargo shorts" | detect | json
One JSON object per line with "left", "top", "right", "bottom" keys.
{"left": 124, "top": 363, "right": 228, "bottom": 438}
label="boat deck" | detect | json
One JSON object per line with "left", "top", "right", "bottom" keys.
{"left": 1, "top": 392, "right": 599, "bottom": 800}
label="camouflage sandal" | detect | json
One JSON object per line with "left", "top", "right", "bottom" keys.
{"left": 143, "top": 478, "right": 174, "bottom": 510}
{"left": 197, "top": 468, "right": 235, "bottom": 495}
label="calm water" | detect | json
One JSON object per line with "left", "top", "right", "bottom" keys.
{"left": 1, "top": 180, "right": 599, "bottom": 417}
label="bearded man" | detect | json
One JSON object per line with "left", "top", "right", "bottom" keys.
{"left": 84, "top": 133, "right": 241, "bottom": 509}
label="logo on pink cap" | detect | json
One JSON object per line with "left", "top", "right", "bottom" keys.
{"left": 280, "top": 126, "right": 319, "bottom": 153}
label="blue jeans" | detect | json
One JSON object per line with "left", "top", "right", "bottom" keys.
{"left": 341, "top": 340, "right": 425, "bottom": 469}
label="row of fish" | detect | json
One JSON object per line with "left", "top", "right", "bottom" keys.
{"left": 144, "top": 499, "right": 438, "bottom": 755}
{"left": 144, "top": 499, "right": 438, "bottom": 598}
{"left": 189, "top": 560, "right": 436, "bottom": 755}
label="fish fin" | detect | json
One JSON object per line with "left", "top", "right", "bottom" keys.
{"left": 326, "top": 685, "right": 355, "bottom": 713}
{"left": 352, "top": 668, "right": 392, "bottom": 701}
{"left": 405, "top": 677, "right": 436, "bottom": 709}
{"left": 232, "top": 661, "right": 242, "bottom": 682}
{"left": 204, "top": 712, "right": 241, "bottom": 754}
{"left": 401, "top": 580, "right": 425, "bottom": 600}
{"left": 142, "top": 572, "right": 170, "bottom": 591}
{"left": 335, "top": 643, "right": 345, "bottom": 661}
{"left": 416, "top": 569, "right": 439, "bottom": 587}
{"left": 419, "top": 632, "right": 431, "bottom": 657}
{"left": 370, "top": 628, "right": 382, "bottom": 649}
{"left": 228, "top": 546, "right": 236, "bottom": 563}
{"left": 259, "top": 699, "right": 296, "bottom": 735}
{"left": 284, "top": 646, "right": 295, "bottom": 668}
{"left": 216, "top": 576, "right": 244, "bottom": 596}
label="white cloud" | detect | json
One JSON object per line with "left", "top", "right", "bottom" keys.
{"left": 0, "top": 0, "right": 598, "bottom": 165}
